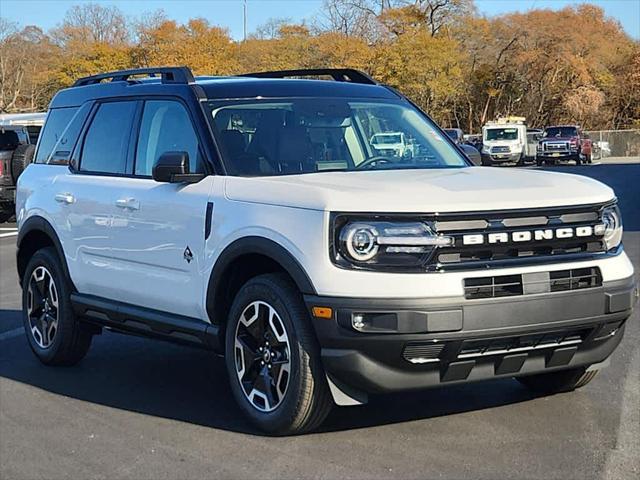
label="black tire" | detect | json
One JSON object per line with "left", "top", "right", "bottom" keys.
{"left": 224, "top": 273, "right": 332, "bottom": 435}
{"left": 11, "top": 143, "right": 36, "bottom": 183}
{"left": 22, "top": 247, "right": 93, "bottom": 366}
{"left": 536, "top": 156, "right": 544, "bottom": 166}
{"left": 481, "top": 157, "right": 492, "bottom": 166}
{"left": 517, "top": 367, "right": 598, "bottom": 394}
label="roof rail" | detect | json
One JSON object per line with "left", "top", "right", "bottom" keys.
{"left": 239, "top": 68, "right": 378, "bottom": 85}
{"left": 73, "top": 67, "right": 195, "bottom": 87}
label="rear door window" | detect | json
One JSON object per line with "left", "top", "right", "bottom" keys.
{"left": 34, "top": 107, "right": 78, "bottom": 163}
{"left": 80, "top": 101, "right": 137, "bottom": 175}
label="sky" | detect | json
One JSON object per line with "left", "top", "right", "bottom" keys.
{"left": 1, "top": 0, "right": 638, "bottom": 40}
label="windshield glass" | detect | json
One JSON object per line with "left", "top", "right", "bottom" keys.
{"left": 207, "top": 98, "right": 467, "bottom": 176}
{"left": 484, "top": 127, "right": 518, "bottom": 141}
{"left": 544, "top": 127, "right": 578, "bottom": 138}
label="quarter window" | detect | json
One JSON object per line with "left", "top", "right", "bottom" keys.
{"left": 135, "top": 100, "right": 202, "bottom": 176}
{"left": 80, "top": 101, "right": 136, "bottom": 174}
{"left": 34, "top": 107, "right": 78, "bottom": 163}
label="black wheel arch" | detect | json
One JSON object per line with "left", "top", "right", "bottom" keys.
{"left": 206, "top": 236, "right": 317, "bottom": 329}
{"left": 17, "top": 216, "right": 72, "bottom": 289}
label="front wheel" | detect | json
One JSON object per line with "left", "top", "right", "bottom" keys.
{"left": 225, "top": 273, "right": 332, "bottom": 435}
{"left": 517, "top": 367, "right": 598, "bottom": 394}
{"left": 22, "top": 247, "right": 93, "bottom": 365}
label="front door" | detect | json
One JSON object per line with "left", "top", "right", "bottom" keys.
{"left": 108, "top": 99, "right": 214, "bottom": 319}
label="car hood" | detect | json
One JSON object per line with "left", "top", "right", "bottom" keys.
{"left": 224, "top": 167, "right": 614, "bottom": 213}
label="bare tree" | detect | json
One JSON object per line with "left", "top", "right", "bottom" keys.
{"left": 51, "top": 3, "right": 130, "bottom": 46}
{"left": 252, "top": 17, "right": 294, "bottom": 39}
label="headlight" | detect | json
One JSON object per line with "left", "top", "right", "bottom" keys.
{"left": 334, "top": 218, "right": 453, "bottom": 270}
{"left": 599, "top": 204, "right": 623, "bottom": 250}
{"left": 481, "top": 146, "right": 490, "bottom": 153}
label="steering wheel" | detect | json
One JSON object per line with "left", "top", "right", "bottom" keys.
{"left": 355, "top": 156, "right": 394, "bottom": 170}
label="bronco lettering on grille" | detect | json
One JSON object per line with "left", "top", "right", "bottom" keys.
{"left": 462, "top": 224, "right": 605, "bottom": 246}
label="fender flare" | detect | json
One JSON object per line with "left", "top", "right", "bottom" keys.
{"left": 206, "top": 236, "right": 317, "bottom": 322}
{"left": 16, "top": 216, "right": 72, "bottom": 288}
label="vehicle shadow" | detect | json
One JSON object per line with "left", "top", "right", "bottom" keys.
{"left": 0, "top": 316, "right": 540, "bottom": 436}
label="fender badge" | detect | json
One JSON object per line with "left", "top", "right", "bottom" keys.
{"left": 183, "top": 246, "right": 193, "bottom": 263}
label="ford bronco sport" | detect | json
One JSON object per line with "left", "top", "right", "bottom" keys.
{"left": 15, "top": 67, "right": 637, "bottom": 435}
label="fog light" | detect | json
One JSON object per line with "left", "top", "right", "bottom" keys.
{"left": 352, "top": 314, "right": 366, "bottom": 331}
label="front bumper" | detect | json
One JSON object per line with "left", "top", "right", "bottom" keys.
{"left": 305, "top": 275, "right": 637, "bottom": 398}
{"left": 482, "top": 152, "right": 521, "bottom": 163}
{"left": 537, "top": 151, "right": 579, "bottom": 161}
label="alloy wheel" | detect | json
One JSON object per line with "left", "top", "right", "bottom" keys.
{"left": 27, "top": 266, "right": 59, "bottom": 349}
{"left": 234, "top": 300, "right": 291, "bottom": 412}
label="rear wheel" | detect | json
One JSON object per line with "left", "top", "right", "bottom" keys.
{"left": 517, "top": 367, "right": 598, "bottom": 394}
{"left": 22, "top": 247, "right": 93, "bottom": 366}
{"left": 225, "top": 273, "right": 332, "bottom": 435}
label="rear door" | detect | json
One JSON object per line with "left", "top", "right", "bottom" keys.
{"left": 52, "top": 100, "right": 138, "bottom": 298}
{"left": 107, "top": 99, "right": 214, "bottom": 319}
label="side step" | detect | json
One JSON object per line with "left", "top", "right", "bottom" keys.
{"left": 71, "top": 293, "right": 220, "bottom": 351}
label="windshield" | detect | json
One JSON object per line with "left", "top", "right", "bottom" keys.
{"left": 544, "top": 127, "right": 578, "bottom": 138}
{"left": 207, "top": 98, "right": 467, "bottom": 176}
{"left": 484, "top": 127, "right": 518, "bottom": 141}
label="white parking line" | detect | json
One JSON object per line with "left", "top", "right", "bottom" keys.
{"left": 0, "top": 231, "right": 18, "bottom": 238}
{"left": 0, "top": 328, "right": 23, "bottom": 342}
{"left": 0, "top": 227, "right": 18, "bottom": 231}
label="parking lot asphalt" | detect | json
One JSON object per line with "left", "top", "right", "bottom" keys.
{"left": 1, "top": 164, "right": 638, "bottom": 480}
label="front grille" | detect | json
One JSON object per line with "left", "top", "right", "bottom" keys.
{"left": 457, "top": 328, "right": 590, "bottom": 359}
{"left": 464, "top": 267, "right": 602, "bottom": 299}
{"left": 544, "top": 142, "right": 569, "bottom": 151}
{"left": 403, "top": 343, "right": 445, "bottom": 364}
{"left": 491, "top": 146, "right": 510, "bottom": 153}
{"left": 401, "top": 328, "right": 593, "bottom": 364}
{"left": 432, "top": 203, "right": 608, "bottom": 270}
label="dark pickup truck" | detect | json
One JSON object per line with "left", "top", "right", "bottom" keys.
{"left": 536, "top": 125, "right": 592, "bottom": 166}
{"left": 0, "top": 126, "right": 36, "bottom": 222}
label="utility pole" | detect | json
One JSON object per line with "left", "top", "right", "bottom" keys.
{"left": 243, "top": 0, "right": 248, "bottom": 41}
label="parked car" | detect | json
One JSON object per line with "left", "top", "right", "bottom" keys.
{"left": 536, "top": 125, "right": 592, "bottom": 165}
{"left": 16, "top": 67, "right": 637, "bottom": 435}
{"left": 459, "top": 143, "right": 481, "bottom": 165}
{"left": 370, "top": 132, "right": 415, "bottom": 158}
{"left": 444, "top": 128, "right": 464, "bottom": 145}
{"left": 0, "top": 125, "right": 37, "bottom": 222}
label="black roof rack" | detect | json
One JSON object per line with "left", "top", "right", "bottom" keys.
{"left": 239, "top": 68, "right": 378, "bottom": 85}
{"left": 73, "top": 67, "right": 195, "bottom": 87}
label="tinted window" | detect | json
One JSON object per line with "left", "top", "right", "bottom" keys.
{"left": 34, "top": 107, "right": 78, "bottom": 163}
{"left": 0, "top": 129, "right": 20, "bottom": 150}
{"left": 135, "top": 100, "right": 202, "bottom": 176}
{"left": 80, "top": 101, "right": 136, "bottom": 174}
{"left": 46, "top": 103, "right": 91, "bottom": 165}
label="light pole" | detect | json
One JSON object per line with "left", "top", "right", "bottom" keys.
{"left": 243, "top": 0, "right": 248, "bottom": 41}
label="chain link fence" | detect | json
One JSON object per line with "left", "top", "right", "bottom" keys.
{"left": 585, "top": 129, "right": 640, "bottom": 162}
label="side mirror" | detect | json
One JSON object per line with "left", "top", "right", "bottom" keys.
{"left": 459, "top": 144, "right": 482, "bottom": 166}
{"left": 152, "top": 151, "right": 204, "bottom": 183}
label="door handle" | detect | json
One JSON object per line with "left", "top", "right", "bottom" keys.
{"left": 115, "top": 198, "right": 140, "bottom": 210}
{"left": 54, "top": 193, "right": 75, "bottom": 204}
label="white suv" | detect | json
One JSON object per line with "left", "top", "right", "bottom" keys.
{"left": 15, "top": 67, "right": 637, "bottom": 434}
